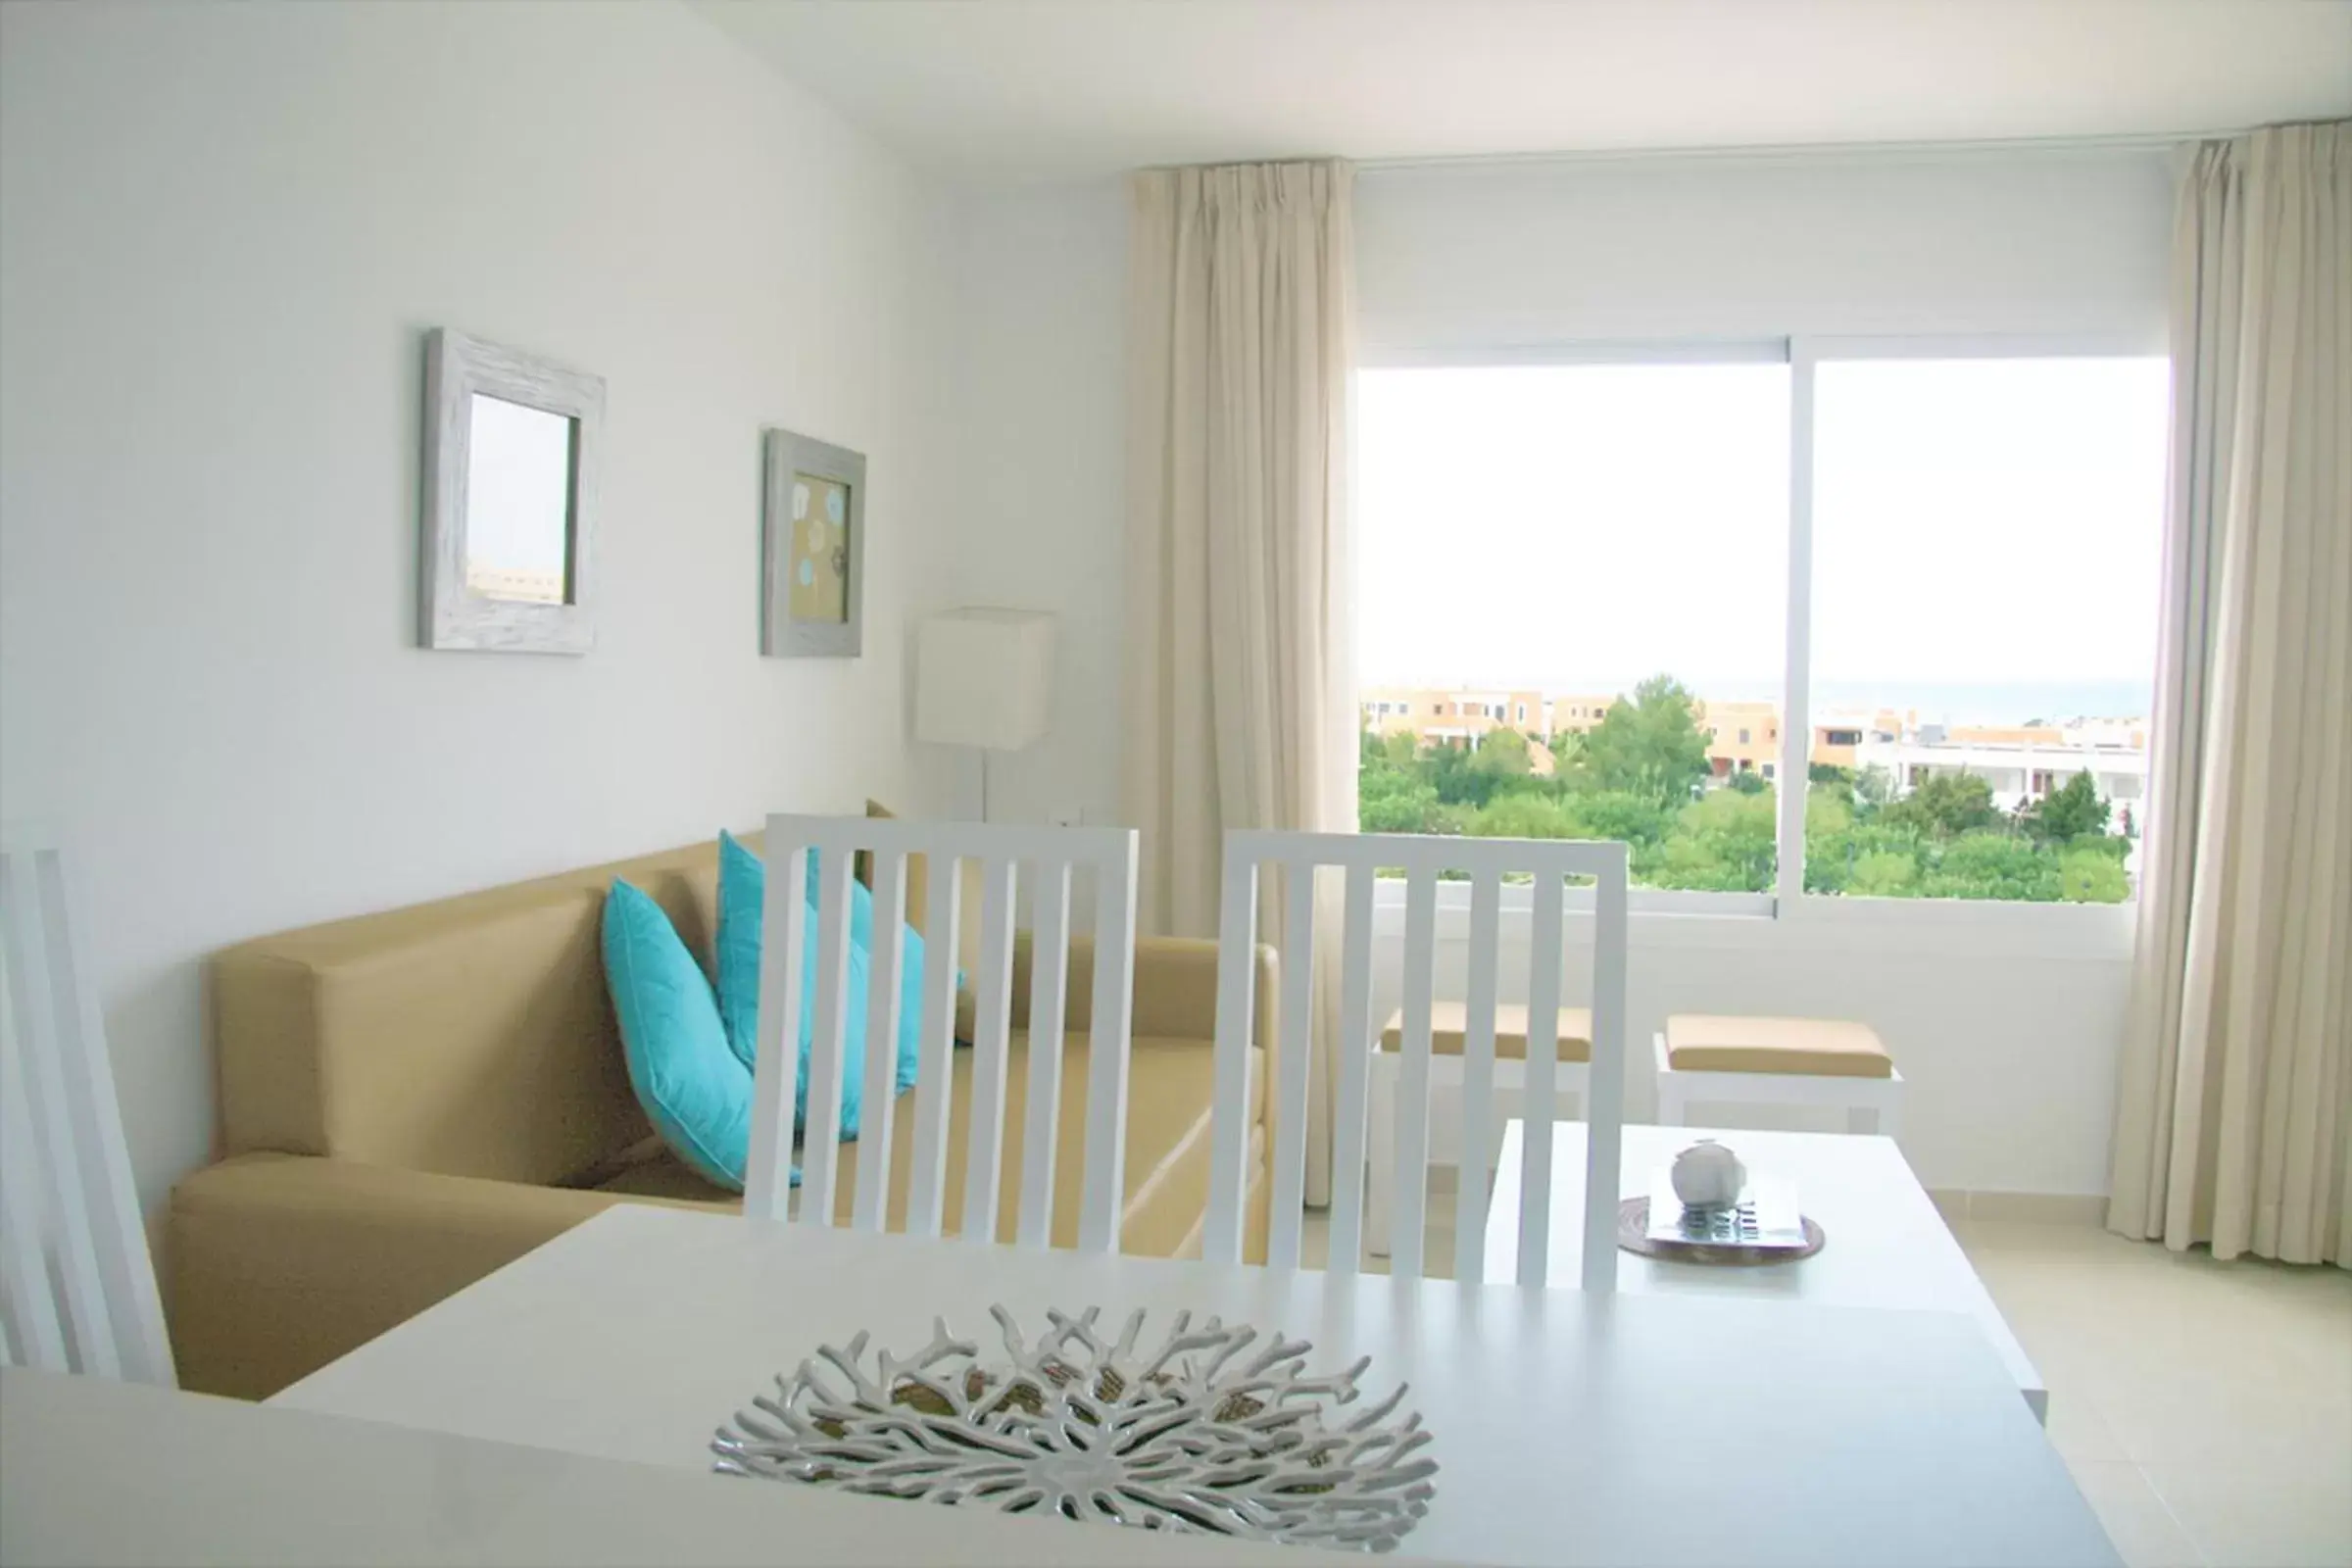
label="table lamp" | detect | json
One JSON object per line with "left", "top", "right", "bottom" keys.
{"left": 913, "top": 608, "right": 1055, "bottom": 821}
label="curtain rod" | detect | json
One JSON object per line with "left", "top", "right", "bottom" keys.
{"left": 1350, "top": 126, "right": 2235, "bottom": 173}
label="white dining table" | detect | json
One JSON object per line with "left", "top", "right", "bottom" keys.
{"left": 270, "top": 1203, "right": 2114, "bottom": 1567}
{"left": 0, "top": 1366, "right": 1361, "bottom": 1567}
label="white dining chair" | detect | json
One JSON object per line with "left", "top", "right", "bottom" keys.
{"left": 1204, "top": 830, "right": 1630, "bottom": 1290}
{"left": 0, "top": 828, "right": 174, "bottom": 1384}
{"left": 745, "top": 815, "right": 1140, "bottom": 1254}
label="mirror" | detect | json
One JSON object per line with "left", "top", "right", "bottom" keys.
{"left": 420, "top": 328, "right": 604, "bottom": 654}
{"left": 463, "top": 394, "right": 576, "bottom": 605}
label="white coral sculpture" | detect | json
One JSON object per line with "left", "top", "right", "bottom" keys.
{"left": 713, "top": 1303, "right": 1439, "bottom": 1551}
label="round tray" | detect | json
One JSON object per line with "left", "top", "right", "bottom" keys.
{"left": 1618, "top": 1196, "right": 1825, "bottom": 1265}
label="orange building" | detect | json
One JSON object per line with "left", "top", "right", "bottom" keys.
{"left": 1361, "top": 687, "right": 1545, "bottom": 748}
{"left": 1546, "top": 694, "right": 1618, "bottom": 739}
{"left": 1697, "top": 700, "right": 1781, "bottom": 778}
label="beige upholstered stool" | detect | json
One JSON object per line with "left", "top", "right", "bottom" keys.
{"left": 1653, "top": 1014, "right": 1902, "bottom": 1137}
{"left": 1365, "top": 1002, "right": 1592, "bottom": 1255}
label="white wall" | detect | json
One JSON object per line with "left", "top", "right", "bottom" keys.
{"left": 920, "top": 180, "right": 1129, "bottom": 825}
{"left": 1357, "top": 147, "right": 2174, "bottom": 352}
{"left": 0, "top": 0, "right": 951, "bottom": 1218}
{"left": 929, "top": 147, "right": 2173, "bottom": 1198}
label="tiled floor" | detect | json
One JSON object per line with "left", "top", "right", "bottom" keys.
{"left": 1300, "top": 1204, "right": 2352, "bottom": 1568}
{"left": 1952, "top": 1218, "right": 2352, "bottom": 1568}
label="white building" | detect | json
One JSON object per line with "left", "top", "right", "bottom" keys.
{"left": 1855, "top": 736, "right": 2148, "bottom": 821}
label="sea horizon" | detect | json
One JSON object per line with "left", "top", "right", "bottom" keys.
{"left": 1360, "top": 675, "right": 2153, "bottom": 725}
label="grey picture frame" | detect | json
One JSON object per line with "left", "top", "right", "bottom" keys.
{"left": 761, "top": 425, "right": 866, "bottom": 659}
{"left": 420, "top": 327, "right": 605, "bottom": 655}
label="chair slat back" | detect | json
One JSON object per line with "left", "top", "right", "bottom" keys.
{"left": 746, "top": 816, "right": 1139, "bottom": 1254}
{"left": 0, "top": 831, "right": 174, "bottom": 1383}
{"left": 1205, "top": 831, "right": 1629, "bottom": 1291}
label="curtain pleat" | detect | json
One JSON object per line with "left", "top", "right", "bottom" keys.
{"left": 2107, "top": 122, "right": 2352, "bottom": 1267}
{"left": 1124, "top": 162, "right": 1356, "bottom": 1206}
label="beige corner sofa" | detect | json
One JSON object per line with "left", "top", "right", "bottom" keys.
{"left": 166, "top": 822, "right": 1274, "bottom": 1399}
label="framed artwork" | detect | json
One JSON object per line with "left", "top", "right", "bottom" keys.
{"left": 419, "top": 328, "right": 604, "bottom": 654}
{"left": 761, "top": 426, "right": 865, "bottom": 658}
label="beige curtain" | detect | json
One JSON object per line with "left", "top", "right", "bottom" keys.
{"left": 2107, "top": 122, "right": 2352, "bottom": 1267}
{"left": 1124, "top": 161, "right": 1356, "bottom": 1204}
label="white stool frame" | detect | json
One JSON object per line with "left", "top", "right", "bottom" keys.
{"left": 1205, "top": 830, "right": 1630, "bottom": 1291}
{"left": 747, "top": 815, "right": 1140, "bottom": 1254}
{"left": 1366, "top": 1045, "right": 1588, "bottom": 1258}
{"left": 1652, "top": 1031, "right": 1905, "bottom": 1138}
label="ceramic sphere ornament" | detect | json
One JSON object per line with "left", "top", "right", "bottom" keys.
{"left": 1671, "top": 1139, "right": 1746, "bottom": 1208}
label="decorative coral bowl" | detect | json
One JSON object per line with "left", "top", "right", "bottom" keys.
{"left": 712, "top": 1304, "right": 1438, "bottom": 1552}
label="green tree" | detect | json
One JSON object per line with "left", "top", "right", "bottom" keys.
{"left": 1472, "top": 793, "right": 1580, "bottom": 839}
{"left": 1854, "top": 764, "right": 1895, "bottom": 808}
{"left": 1473, "top": 727, "right": 1535, "bottom": 778}
{"left": 1573, "top": 790, "right": 1672, "bottom": 849}
{"left": 1882, "top": 772, "right": 2002, "bottom": 841}
{"left": 1359, "top": 776, "right": 1440, "bottom": 834}
{"left": 2025, "top": 770, "right": 2111, "bottom": 844}
{"left": 1547, "top": 728, "right": 1586, "bottom": 773}
{"left": 1580, "top": 676, "right": 1711, "bottom": 805}
{"left": 2059, "top": 846, "right": 2131, "bottom": 903}
{"left": 1422, "top": 738, "right": 1496, "bottom": 808}
{"left": 1427, "top": 801, "right": 1479, "bottom": 837}
{"left": 1359, "top": 729, "right": 1451, "bottom": 832}
{"left": 1848, "top": 850, "right": 1921, "bottom": 897}
{"left": 1802, "top": 788, "right": 1859, "bottom": 894}
{"left": 1727, "top": 768, "right": 1768, "bottom": 796}
{"left": 1922, "top": 832, "right": 2060, "bottom": 901}
{"left": 1646, "top": 787, "right": 1777, "bottom": 892}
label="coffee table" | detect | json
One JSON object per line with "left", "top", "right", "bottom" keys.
{"left": 1483, "top": 1121, "right": 2046, "bottom": 1420}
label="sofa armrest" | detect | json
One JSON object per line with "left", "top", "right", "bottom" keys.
{"left": 165, "top": 1152, "right": 699, "bottom": 1399}
{"left": 1126, "top": 936, "right": 1279, "bottom": 1050}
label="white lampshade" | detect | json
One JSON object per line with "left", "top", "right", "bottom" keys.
{"left": 913, "top": 609, "right": 1055, "bottom": 752}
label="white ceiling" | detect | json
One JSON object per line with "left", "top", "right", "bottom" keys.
{"left": 694, "top": 0, "right": 2352, "bottom": 180}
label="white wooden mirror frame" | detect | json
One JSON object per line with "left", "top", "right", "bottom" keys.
{"left": 419, "top": 327, "right": 605, "bottom": 655}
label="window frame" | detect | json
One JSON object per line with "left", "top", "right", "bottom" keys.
{"left": 1354, "top": 330, "right": 2161, "bottom": 945}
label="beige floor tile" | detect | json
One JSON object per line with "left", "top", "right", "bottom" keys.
{"left": 2042, "top": 1386, "right": 2129, "bottom": 1464}
{"left": 1960, "top": 1220, "right": 2352, "bottom": 1568}
{"left": 2093, "top": 1371, "right": 2352, "bottom": 1470}
{"left": 2142, "top": 1457, "right": 2352, "bottom": 1568}
{"left": 2067, "top": 1461, "right": 2206, "bottom": 1568}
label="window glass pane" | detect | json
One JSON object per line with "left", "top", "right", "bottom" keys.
{"left": 1357, "top": 364, "right": 1788, "bottom": 891}
{"left": 1805, "top": 357, "right": 2168, "bottom": 903}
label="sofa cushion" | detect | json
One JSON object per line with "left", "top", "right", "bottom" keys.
{"left": 602, "top": 881, "right": 750, "bottom": 1190}
{"left": 597, "top": 1032, "right": 1262, "bottom": 1257}
{"left": 714, "top": 832, "right": 924, "bottom": 1141}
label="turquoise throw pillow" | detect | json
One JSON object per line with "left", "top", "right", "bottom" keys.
{"left": 601, "top": 879, "right": 750, "bottom": 1192}
{"left": 715, "top": 832, "right": 926, "bottom": 1140}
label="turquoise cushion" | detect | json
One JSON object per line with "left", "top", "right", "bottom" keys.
{"left": 714, "top": 832, "right": 925, "bottom": 1141}
{"left": 601, "top": 880, "right": 749, "bottom": 1192}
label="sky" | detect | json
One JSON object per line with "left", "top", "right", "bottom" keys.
{"left": 1356, "top": 358, "right": 2171, "bottom": 721}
